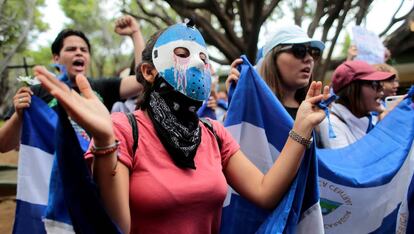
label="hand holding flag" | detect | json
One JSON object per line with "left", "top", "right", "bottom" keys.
{"left": 293, "top": 81, "right": 330, "bottom": 138}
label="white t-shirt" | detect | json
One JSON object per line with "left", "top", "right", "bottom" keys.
{"left": 317, "top": 103, "right": 372, "bottom": 149}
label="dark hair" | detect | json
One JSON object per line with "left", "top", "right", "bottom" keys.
{"left": 135, "top": 30, "right": 165, "bottom": 109}
{"left": 335, "top": 81, "right": 366, "bottom": 117}
{"left": 51, "top": 29, "right": 91, "bottom": 55}
{"left": 258, "top": 46, "right": 310, "bottom": 104}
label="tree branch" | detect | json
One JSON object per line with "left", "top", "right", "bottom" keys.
{"left": 0, "top": 0, "right": 35, "bottom": 75}
{"left": 308, "top": 0, "right": 327, "bottom": 37}
{"left": 164, "top": 0, "right": 209, "bottom": 9}
{"left": 135, "top": 0, "right": 175, "bottom": 26}
{"left": 321, "top": 0, "right": 345, "bottom": 42}
{"left": 121, "top": 9, "right": 163, "bottom": 30}
{"left": 293, "top": 0, "right": 307, "bottom": 26}
{"left": 208, "top": 0, "right": 244, "bottom": 49}
{"left": 354, "top": 0, "right": 373, "bottom": 25}
{"left": 261, "top": 0, "right": 281, "bottom": 24}
{"left": 379, "top": 1, "right": 413, "bottom": 37}
{"left": 224, "top": 0, "right": 235, "bottom": 19}
{"left": 318, "top": 0, "right": 352, "bottom": 82}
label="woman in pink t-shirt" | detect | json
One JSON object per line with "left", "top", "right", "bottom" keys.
{"left": 34, "top": 21, "right": 330, "bottom": 234}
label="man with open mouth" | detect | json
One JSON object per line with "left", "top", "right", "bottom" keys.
{"left": 0, "top": 15, "right": 144, "bottom": 152}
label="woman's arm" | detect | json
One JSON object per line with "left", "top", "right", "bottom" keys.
{"left": 34, "top": 66, "right": 131, "bottom": 233}
{"left": 223, "top": 81, "right": 329, "bottom": 209}
{"left": 93, "top": 156, "right": 131, "bottom": 233}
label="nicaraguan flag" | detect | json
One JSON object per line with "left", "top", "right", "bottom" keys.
{"left": 220, "top": 55, "right": 323, "bottom": 233}
{"left": 44, "top": 105, "right": 121, "bottom": 233}
{"left": 13, "top": 96, "right": 57, "bottom": 234}
{"left": 13, "top": 96, "right": 121, "bottom": 233}
{"left": 317, "top": 93, "right": 414, "bottom": 233}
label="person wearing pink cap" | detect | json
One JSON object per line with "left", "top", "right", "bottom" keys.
{"left": 226, "top": 25, "right": 325, "bottom": 119}
{"left": 317, "top": 60, "right": 395, "bottom": 149}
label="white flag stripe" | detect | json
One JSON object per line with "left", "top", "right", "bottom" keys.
{"left": 227, "top": 122, "right": 280, "bottom": 173}
{"left": 320, "top": 142, "right": 414, "bottom": 233}
{"left": 297, "top": 203, "right": 324, "bottom": 234}
{"left": 44, "top": 219, "right": 75, "bottom": 234}
{"left": 17, "top": 144, "right": 54, "bottom": 205}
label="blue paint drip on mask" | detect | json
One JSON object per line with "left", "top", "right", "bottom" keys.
{"left": 162, "top": 67, "right": 211, "bottom": 101}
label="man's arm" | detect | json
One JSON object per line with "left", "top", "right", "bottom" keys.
{"left": 114, "top": 15, "right": 145, "bottom": 99}
{"left": 0, "top": 87, "right": 33, "bottom": 153}
{"left": 0, "top": 113, "right": 23, "bottom": 153}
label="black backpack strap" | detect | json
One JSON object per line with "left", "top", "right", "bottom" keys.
{"left": 199, "top": 117, "right": 222, "bottom": 151}
{"left": 126, "top": 112, "right": 138, "bottom": 157}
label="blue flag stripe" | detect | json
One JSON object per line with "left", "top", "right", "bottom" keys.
{"left": 20, "top": 96, "right": 57, "bottom": 154}
{"left": 318, "top": 98, "right": 414, "bottom": 187}
{"left": 13, "top": 200, "right": 47, "bottom": 234}
{"left": 221, "top": 55, "right": 323, "bottom": 234}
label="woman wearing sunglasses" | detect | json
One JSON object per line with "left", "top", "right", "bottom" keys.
{"left": 317, "top": 60, "right": 396, "bottom": 149}
{"left": 226, "top": 25, "right": 325, "bottom": 119}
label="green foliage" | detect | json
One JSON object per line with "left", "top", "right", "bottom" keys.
{"left": 58, "top": 0, "right": 134, "bottom": 77}
{"left": 23, "top": 46, "right": 52, "bottom": 66}
{"left": 341, "top": 33, "right": 352, "bottom": 58}
{"left": 0, "top": 0, "right": 48, "bottom": 53}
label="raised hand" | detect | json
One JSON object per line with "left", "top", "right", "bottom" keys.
{"left": 33, "top": 66, "right": 115, "bottom": 146}
{"left": 294, "top": 81, "right": 330, "bottom": 137}
{"left": 13, "top": 87, "right": 33, "bottom": 118}
{"left": 225, "top": 58, "right": 243, "bottom": 93}
{"left": 114, "top": 15, "right": 140, "bottom": 37}
{"left": 206, "top": 95, "right": 217, "bottom": 111}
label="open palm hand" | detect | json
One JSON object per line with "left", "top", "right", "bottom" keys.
{"left": 294, "top": 81, "right": 330, "bottom": 135}
{"left": 34, "top": 66, "right": 115, "bottom": 145}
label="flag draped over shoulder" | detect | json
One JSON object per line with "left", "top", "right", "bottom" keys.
{"left": 13, "top": 96, "right": 121, "bottom": 233}
{"left": 317, "top": 94, "right": 414, "bottom": 233}
{"left": 47, "top": 105, "right": 121, "bottom": 233}
{"left": 221, "top": 55, "right": 324, "bottom": 234}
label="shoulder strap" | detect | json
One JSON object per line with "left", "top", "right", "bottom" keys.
{"left": 126, "top": 112, "right": 138, "bottom": 157}
{"left": 199, "top": 117, "right": 222, "bottom": 150}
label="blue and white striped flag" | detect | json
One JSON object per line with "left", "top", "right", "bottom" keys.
{"left": 13, "top": 96, "right": 121, "bottom": 234}
{"left": 221, "top": 55, "right": 324, "bottom": 234}
{"left": 13, "top": 96, "right": 58, "bottom": 234}
{"left": 317, "top": 94, "right": 414, "bottom": 233}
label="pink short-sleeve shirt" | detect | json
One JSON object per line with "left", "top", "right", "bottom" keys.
{"left": 89, "top": 110, "right": 239, "bottom": 234}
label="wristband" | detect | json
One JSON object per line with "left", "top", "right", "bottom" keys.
{"left": 289, "top": 130, "right": 313, "bottom": 148}
{"left": 91, "top": 140, "right": 120, "bottom": 156}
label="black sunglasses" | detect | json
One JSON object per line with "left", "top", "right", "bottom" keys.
{"left": 277, "top": 44, "right": 321, "bottom": 61}
{"left": 361, "top": 80, "right": 383, "bottom": 91}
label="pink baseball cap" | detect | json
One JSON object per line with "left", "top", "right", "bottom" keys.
{"left": 332, "top": 60, "right": 395, "bottom": 93}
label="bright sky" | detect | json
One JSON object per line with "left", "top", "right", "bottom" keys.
{"left": 32, "top": 0, "right": 413, "bottom": 56}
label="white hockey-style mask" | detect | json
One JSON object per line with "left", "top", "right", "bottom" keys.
{"left": 152, "top": 22, "right": 211, "bottom": 101}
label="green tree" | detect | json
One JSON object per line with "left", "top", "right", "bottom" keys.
{"left": 124, "top": 0, "right": 413, "bottom": 82}
{"left": 59, "top": 0, "right": 134, "bottom": 78}
{"left": 0, "top": 0, "right": 48, "bottom": 116}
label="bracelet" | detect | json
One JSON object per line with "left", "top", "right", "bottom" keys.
{"left": 288, "top": 130, "right": 313, "bottom": 148}
{"left": 91, "top": 140, "right": 120, "bottom": 156}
